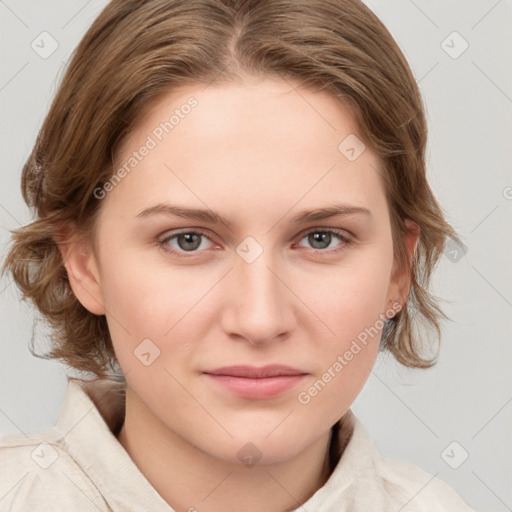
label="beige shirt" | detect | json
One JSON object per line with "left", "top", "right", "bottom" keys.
{"left": 0, "top": 378, "right": 474, "bottom": 511}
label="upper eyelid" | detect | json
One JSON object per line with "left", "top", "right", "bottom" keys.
{"left": 159, "top": 226, "right": 350, "bottom": 238}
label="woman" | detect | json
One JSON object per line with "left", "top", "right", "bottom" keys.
{"left": 1, "top": 0, "right": 474, "bottom": 510}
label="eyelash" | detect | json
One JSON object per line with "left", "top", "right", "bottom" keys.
{"left": 157, "top": 228, "right": 353, "bottom": 258}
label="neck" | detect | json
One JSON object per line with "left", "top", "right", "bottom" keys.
{"left": 117, "top": 387, "right": 337, "bottom": 512}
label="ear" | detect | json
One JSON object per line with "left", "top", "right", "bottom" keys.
{"left": 387, "top": 219, "right": 420, "bottom": 307}
{"left": 56, "top": 225, "right": 106, "bottom": 315}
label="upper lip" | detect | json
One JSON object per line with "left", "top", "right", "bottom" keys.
{"left": 203, "top": 365, "right": 307, "bottom": 378}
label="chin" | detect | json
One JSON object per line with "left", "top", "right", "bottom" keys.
{"left": 210, "top": 427, "right": 314, "bottom": 467}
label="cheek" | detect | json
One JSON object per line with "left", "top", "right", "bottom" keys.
{"left": 300, "top": 250, "right": 393, "bottom": 343}
{"left": 98, "top": 249, "right": 224, "bottom": 377}
{"left": 295, "top": 289, "right": 385, "bottom": 426}
{"left": 99, "top": 250, "right": 211, "bottom": 331}
{"left": 292, "top": 249, "right": 393, "bottom": 409}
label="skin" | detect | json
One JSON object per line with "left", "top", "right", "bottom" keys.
{"left": 60, "top": 76, "right": 419, "bottom": 512}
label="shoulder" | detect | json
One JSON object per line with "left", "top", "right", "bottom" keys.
{"left": 376, "top": 454, "right": 475, "bottom": 511}
{"left": 0, "top": 430, "right": 110, "bottom": 512}
{"left": 336, "top": 412, "right": 476, "bottom": 511}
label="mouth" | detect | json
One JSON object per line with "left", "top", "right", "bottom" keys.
{"left": 202, "top": 365, "right": 308, "bottom": 399}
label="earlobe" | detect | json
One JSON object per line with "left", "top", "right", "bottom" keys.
{"left": 56, "top": 229, "right": 106, "bottom": 316}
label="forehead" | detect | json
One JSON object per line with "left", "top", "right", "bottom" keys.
{"left": 106, "top": 77, "right": 386, "bottom": 225}
{"left": 123, "top": 77, "right": 364, "bottom": 159}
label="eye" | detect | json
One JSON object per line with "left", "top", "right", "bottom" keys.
{"left": 157, "top": 230, "right": 216, "bottom": 257}
{"left": 157, "top": 227, "right": 353, "bottom": 258}
{"left": 295, "top": 228, "right": 352, "bottom": 253}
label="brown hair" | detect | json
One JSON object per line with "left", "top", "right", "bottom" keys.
{"left": 3, "top": 0, "right": 460, "bottom": 378}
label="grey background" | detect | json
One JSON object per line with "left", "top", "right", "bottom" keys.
{"left": 1, "top": 1, "right": 511, "bottom": 510}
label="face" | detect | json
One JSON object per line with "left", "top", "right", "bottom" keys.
{"left": 67, "top": 76, "right": 414, "bottom": 465}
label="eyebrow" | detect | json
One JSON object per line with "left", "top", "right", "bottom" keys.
{"left": 135, "top": 202, "right": 371, "bottom": 228}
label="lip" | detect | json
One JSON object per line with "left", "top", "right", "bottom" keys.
{"left": 203, "top": 365, "right": 308, "bottom": 399}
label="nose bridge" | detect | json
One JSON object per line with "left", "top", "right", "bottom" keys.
{"left": 222, "top": 241, "right": 295, "bottom": 344}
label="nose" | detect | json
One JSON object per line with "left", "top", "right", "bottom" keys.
{"left": 220, "top": 249, "right": 297, "bottom": 346}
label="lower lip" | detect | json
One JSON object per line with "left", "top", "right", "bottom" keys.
{"left": 204, "top": 374, "right": 307, "bottom": 399}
